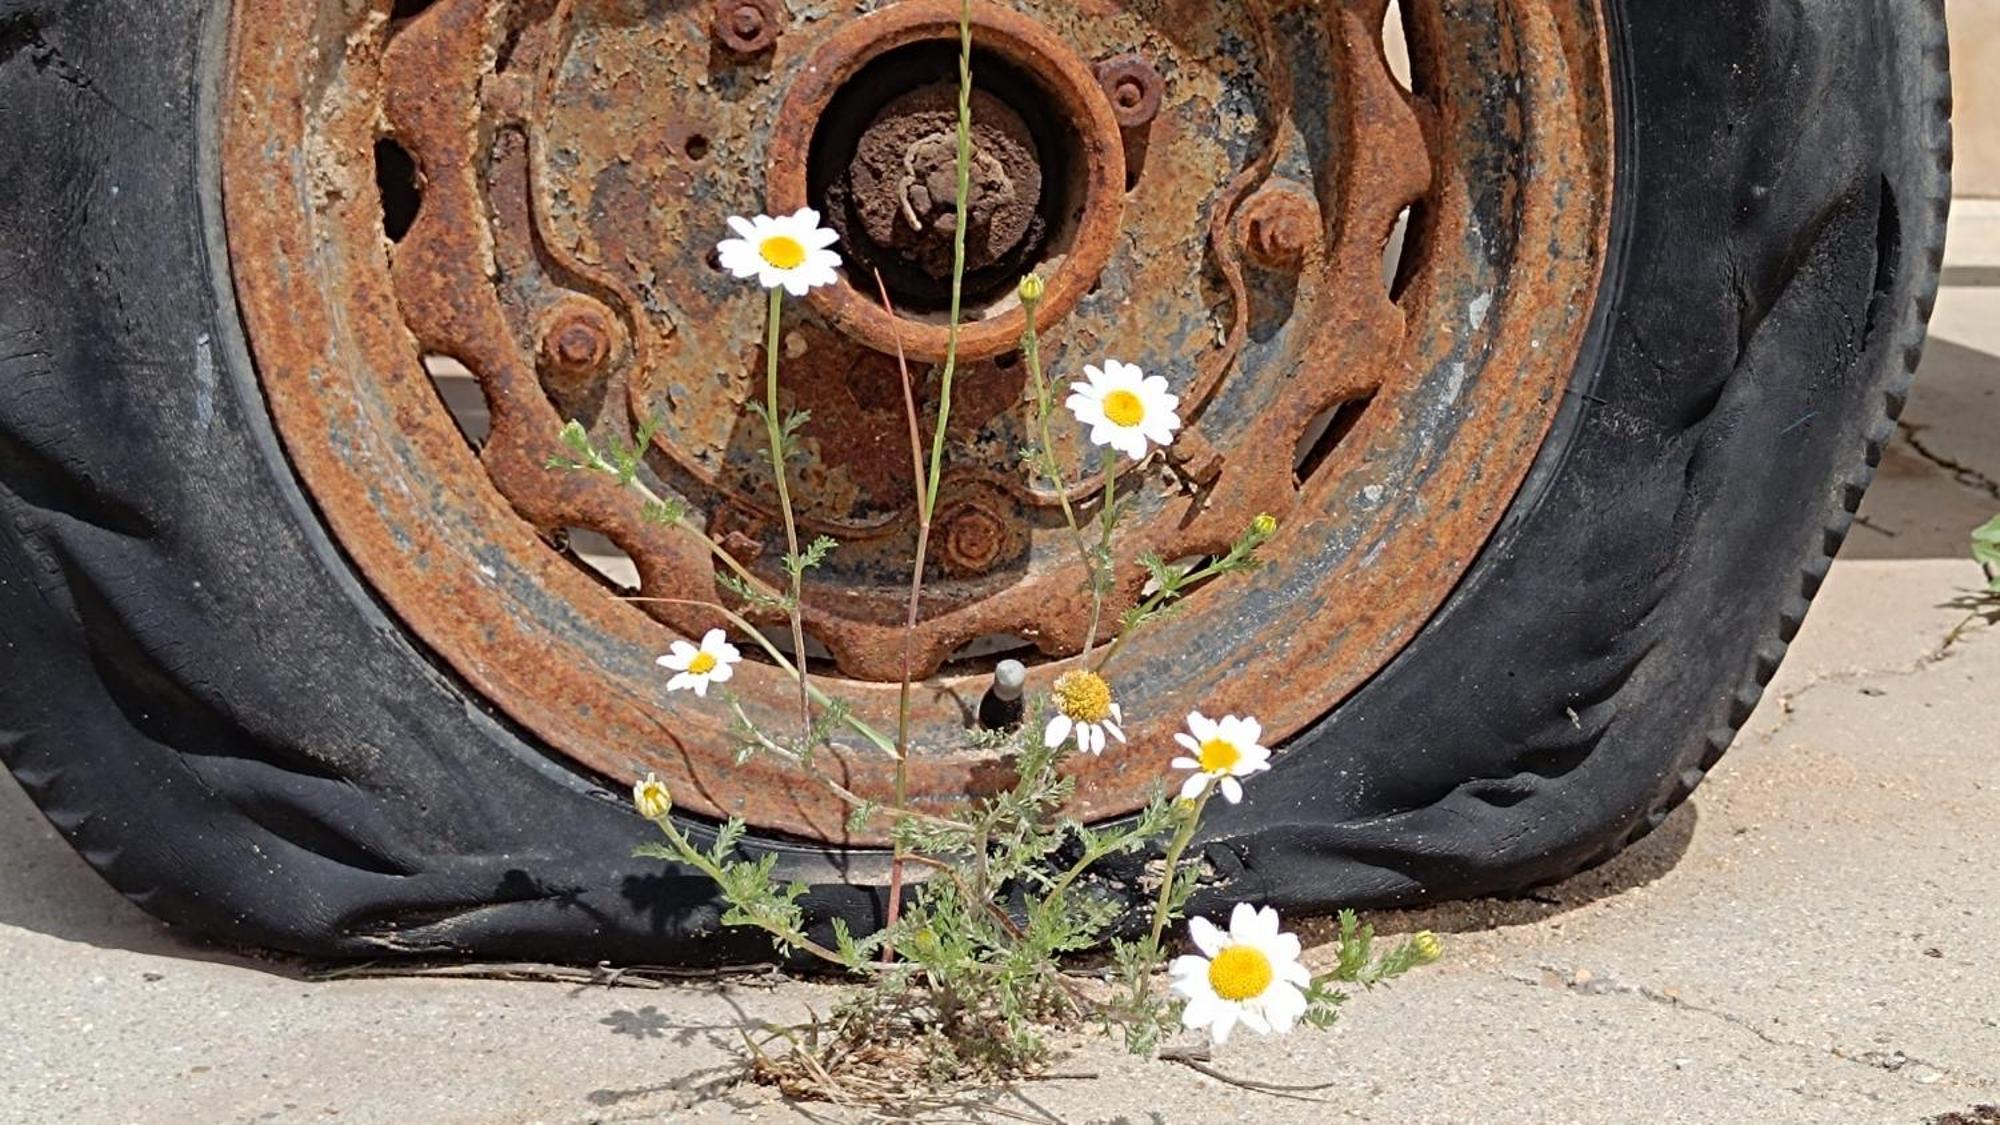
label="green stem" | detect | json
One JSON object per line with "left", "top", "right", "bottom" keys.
{"left": 1093, "top": 555, "right": 1234, "bottom": 675}
{"left": 919, "top": 0, "right": 976, "bottom": 525}
{"left": 1023, "top": 297, "right": 1091, "bottom": 566}
{"left": 884, "top": 0, "right": 974, "bottom": 961}
{"left": 762, "top": 288, "right": 812, "bottom": 741}
{"left": 1083, "top": 447, "right": 1118, "bottom": 653}
{"left": 1145, "top": 786, "right": 1216, "bottom": 953}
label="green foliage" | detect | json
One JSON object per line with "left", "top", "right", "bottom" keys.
{"left": 1975, "top": 515, "right": 2000, "bottom": 594}
{"left": 1298, "top": 911, "right": 1441, "bottom": 1030}
{"left": 790, "top": 535, "right": 839, "bottom": 579}
{"left": 746, "top": 402, "right": 813, "bottom": 463}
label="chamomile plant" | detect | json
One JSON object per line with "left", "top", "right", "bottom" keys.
{"left": 546, "top": 0, "right": 1437, "bottom": 1097}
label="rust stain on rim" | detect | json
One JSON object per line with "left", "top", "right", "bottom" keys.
{"left": 221, "top": 0, "right": 1614, "bottom": 847}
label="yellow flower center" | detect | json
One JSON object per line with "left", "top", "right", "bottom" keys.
{"left": 688, "top": 651, "right": 720, "bottom": 676}
{"left": 1199, "top": 738, "right": 1241, "bottom": 775}
{"left": 1102, "top": 389, "right": 1146, "bottom": 427}
{"left": 1208, "top": 945, "right": 1274, "bottom": 1002}
{"left": 1051, "top": 671, "right": 1115, "bottom": 725}
{"left": 759, "top": 234, "right": 808, "bottom": 270}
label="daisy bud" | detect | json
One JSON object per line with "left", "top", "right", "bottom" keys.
{"left": 632, "top": 773, "right": 673, "bottom": 820}
{"left": 1250, "top": 513, "right": 1278, "bottom": 540}
{"left": 1018, "top": 273, "right": 1047, "bottom": 305}
{"left": 1411, "top": 930, "right": 1443, "bottom": 964}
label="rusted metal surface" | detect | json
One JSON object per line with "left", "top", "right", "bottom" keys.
{"left": 713, "top": 0, "right": 783, "bottom": 55}
{"left": 1239, "top": 181, "right": 1319, "bottom": 272}
{"left": 1093, "top": 54, "right": 1164, "bottom": 130}
{"left": 223, "top": 0, "right": 1613, "bottom": 845}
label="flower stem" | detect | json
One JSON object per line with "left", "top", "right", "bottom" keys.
{"left": 1022, "top": 295, "right": 1091, "bottom": 568}
{"left": 886, "top": 0, "right": 975, "bottom": 962}
{"left": 919, "top": 0, "right": 976, "bottom": 524}
{"left": 1146, "top": 786, "right": 1216, "bottom": 953}
{"left": 762, "top": 288, "right": 812, "bottom": 742}
{"left": 1083, "top": 447, "right": 1118, "bottom": 653}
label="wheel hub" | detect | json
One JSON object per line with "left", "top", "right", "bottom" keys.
{"left": 221, "top": 0, "right": 1614, "bottom": 842}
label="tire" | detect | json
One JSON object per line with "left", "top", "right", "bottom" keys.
{"left": 0, "top": 0, "right": 1951, "bottom": 961}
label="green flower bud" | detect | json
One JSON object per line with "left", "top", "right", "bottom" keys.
{"left": 1411, "top": 930, "right": 1443, "bottom": 964}
{"left": 1017, "top": 273, "right": 1047, "bottom": 305}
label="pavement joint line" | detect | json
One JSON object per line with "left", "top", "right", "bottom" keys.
{"left": 1499, "top": 966, "right": 1996, "bottom": 1092}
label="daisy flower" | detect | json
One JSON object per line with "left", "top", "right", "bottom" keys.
{"left": 1045, "top": 669, "right": 1126, "bottom": 756}
{"left": 632, "top": 773, "right": 673, "bottom": 820}
{"left": 1169, "top": 903, "right": 1312, "bottom": 1045}
{"left": 716, "top": 208, "right": 842, "bottom": 295}
{"left": 1065, "top": 359, "right": 1182, "bottom": 463}
{"left": 657, "top": 628, "right": 742, "bottom": 698}
{"left": 1171, "top": 712, "right": 1272, "bottom": 804}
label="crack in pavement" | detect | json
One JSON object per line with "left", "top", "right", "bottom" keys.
{"left": 1897, "top": 422, "right": 2000, "bottom": 502}
{"left": 1500, "top": 965, "right": 1998, "bottom": 1093}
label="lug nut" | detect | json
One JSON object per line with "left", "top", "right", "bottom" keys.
{"left": 1094, "top": 55, "right": 1165, "bottom": 129}
{"left": 538, "top": 299, "right": 617, "bottom": 385}
{"left": 1241, "top": 184, "right": 1320, "bottom": 271}
{"left": 940, "top": 501, "right": 1012, "bottom": 575}
{"left": 713, "top": 0, "right": 783, "bottom": 55}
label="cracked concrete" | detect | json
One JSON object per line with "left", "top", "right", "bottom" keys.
{"left": 4, "top": 237, "right": 1998, "bottom": 1125}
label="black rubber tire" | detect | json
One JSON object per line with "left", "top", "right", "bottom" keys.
{"left": 0, "top": 0, "right": 1951, "bottom": 962}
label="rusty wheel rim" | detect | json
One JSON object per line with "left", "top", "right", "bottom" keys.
{"left": 222, "top": 0, "right": 1613, "bottom": 843}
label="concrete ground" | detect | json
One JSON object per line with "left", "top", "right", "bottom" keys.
{"left": 4, "top": 211, "right": 1999, "bottom": 1124}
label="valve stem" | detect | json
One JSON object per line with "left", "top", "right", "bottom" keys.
{"left": 978, "top": 659, "right": 1029, "bottom": 731}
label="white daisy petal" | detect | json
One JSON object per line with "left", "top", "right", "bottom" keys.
{"left": 1171, "top": 755, "right": 1200, "bottom": 771}
{"left": 1180, "top": 995, "right": 1221, "bottom": 1032}
{"left": 1174, "top": 733, "right": 1201, "bottom": 754}
{"left": 1237, "top": 1005, "right": 1272, "bottom": 1036}
{"left": 1270, "top": 932, "right": 1303, "bottom": 963}
{"left": 1189, "top": 916, "right": 1225, "bottom": 957}
{"left": 1228, "top": 902, "right": 1260, "bottom": 939}
{"left": 1253, "top": 906, "right": 1283, "bottom": 941}
{"left": 1186, "top": 712, "right": 1218, "bottom": 742}
{"left": 1044, "top": 714, "right": 1073, "bottom": 750}
{"left": 726, "top": 215, "right": 756, "bottom": 239}
{"left": 1179, "top": 774, "right": 1209, "bottom": 802}
{"left": 1220, "top": 776, "right": 1243, "bottom": 804}
{"left": 1169, "top": 954, "right": 1210, "bottom": 981}
{"left": 691, "top": 678, "right": 710, "bottom": 698}
{"left": 1210, "top": 1008, "right": 1239, "bottom": 1045}
{"left": 709, "top": 662, "right": 735, "bottom": 685}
